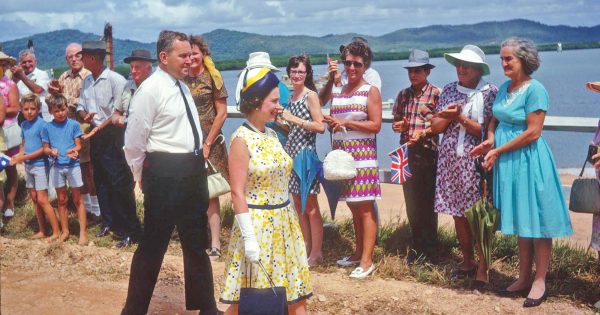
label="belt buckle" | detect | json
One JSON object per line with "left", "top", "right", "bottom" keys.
{"left": 193, "top": 149, "right": 201, "bottom": 156}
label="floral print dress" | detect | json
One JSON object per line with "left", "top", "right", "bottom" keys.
{"left": 220, "top": 123, "right": 312, "bottom": 305}
{"left": 592, "top": 120, "right": 600, "bottom": 251}
{"left": 434, "top": 81, "right": 497, "bottom": 217}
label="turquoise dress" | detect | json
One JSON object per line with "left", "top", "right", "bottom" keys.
{"left": 493, "top": 79, "right": 573, "bottom": 238}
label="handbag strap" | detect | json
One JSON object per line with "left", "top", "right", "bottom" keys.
{"left": 244, "top": 258, "right": 278, "bottom": 296}
{"left": 334, "top": 126, "right": 349, "bottom": 151}
{"left": 579, "top": 156, "right": 588, "bottom": 177}
{"left": 206, "top": 159, "right": 217, "bottom": 172}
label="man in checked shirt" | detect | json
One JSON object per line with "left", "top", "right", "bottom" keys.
{"left": 392, "top": 49, "right": 440, "bottom": 264}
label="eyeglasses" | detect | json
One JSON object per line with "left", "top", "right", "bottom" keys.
{"left": 289, "top": 70, "right": 306, "bottom": 76}
{"left": 342, "top": 60, "right": 364, "bottom": 68}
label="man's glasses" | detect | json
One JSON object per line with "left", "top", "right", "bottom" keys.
{"left": 342, "top": 60, "right": 364, "bottom": 68}
{"left": 290, "top": 70, "right": 306, "bottom": 76}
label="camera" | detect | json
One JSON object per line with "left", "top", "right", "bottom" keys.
{"left": 587, "top": 144, "right": 599, "bottom": 164}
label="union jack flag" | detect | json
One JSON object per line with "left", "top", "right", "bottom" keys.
{"left": 388, "top": 144, "right": 412, "bottom": 184}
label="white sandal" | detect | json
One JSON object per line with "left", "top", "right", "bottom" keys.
{"left": 349, "top": 264, "right": 375, "bottom": 279}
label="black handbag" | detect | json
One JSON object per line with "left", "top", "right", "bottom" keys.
{"left": 569, "top": 155, "right": 600, "bottom": 214}
{"left": 238, "top": 261, "right": 288, "bottom": 315}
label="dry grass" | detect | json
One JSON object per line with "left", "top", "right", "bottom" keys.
{"left": 2, "top": 182, "right": 599, "bottom": 307}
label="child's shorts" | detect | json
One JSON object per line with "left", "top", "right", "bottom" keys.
{"left": 50, "top": 165, "right": 83, "bottom": 189}
{"left": 25, "top": 164, "right": 49, "bottom": 191}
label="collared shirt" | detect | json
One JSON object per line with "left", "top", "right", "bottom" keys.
{"left": 342, "top": 67, "right": 382, "bottom": 91}
{"left": 17, "top": 67, "right": 52, "bottom": 121}
{"left": 124, "top": 67, "right": 203, "bottom": 182}
{"left": 58, "top": 67, "right": 91, "bottom": 112}
{"left": 76, "top": 68, "right": 126, "bottom": 126}
{"left": 392, "top": 82, "right": 441, "bottom": 148}
{"left": 116, "top": 80, "right": 138, "bottom": 115}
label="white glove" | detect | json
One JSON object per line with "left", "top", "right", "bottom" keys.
{"left": 235, "top": 213, "right": 260, "bottom": 263}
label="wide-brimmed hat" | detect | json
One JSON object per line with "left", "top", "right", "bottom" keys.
{"left": 77, "top": 41, "right": 107, "bottom": 55}
{"left": 444, "top": 44, "right": 490, "bottom": 76}
{"left": 245, "top": 52, "right": 279, "bottom": 71}
{"left": 0, "top": 52, "right": 16, "bottom": 67}
{"left": 124, "top": 49, "right": 156, "bottom": 64}
{"left": 403, "top": 49, "right": 435, "bottom": 69}
{"left": 586, "top": 82, "right": 600, "bottom": 93}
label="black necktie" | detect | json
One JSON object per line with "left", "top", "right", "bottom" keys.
{"left": 176, "top": 81, "right": 200, "bottom": 155}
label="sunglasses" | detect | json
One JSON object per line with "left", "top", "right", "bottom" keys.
{"left": 342, "top": 60, "right": 364, "bottom": 68}
{"left": 455, "top": 60, "right": 478, "bottom": 69}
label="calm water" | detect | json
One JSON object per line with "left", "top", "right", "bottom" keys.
{"left": 219, "top": 48, "right": 600, "bottom": 169}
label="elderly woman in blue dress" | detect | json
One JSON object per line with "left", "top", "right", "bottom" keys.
{"left": 471, "top": 38, "right": 573, "bottom": 308}
{"left": 430, "top": 45, "right": 497, "bottom": 285}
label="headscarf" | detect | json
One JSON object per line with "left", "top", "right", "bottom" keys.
{"left": 202, "top": 55, "right": 224, "bottom": 90}
{"left": 456, "top": 80, "right": 492, "bottom": 156}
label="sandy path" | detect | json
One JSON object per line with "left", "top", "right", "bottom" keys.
{"left": 0, "top": 238, "right": 593, "bottom": 315}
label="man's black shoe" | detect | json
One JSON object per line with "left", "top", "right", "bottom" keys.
{"left": 96, "top": 226, "right": 111, "bottom": 238}
{"left": 116, "top": 236, "right": 134, "bottom": 248}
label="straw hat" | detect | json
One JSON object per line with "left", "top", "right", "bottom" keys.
{"left": 0, "top": 51, "right": 17, "bottom": 67}
{"left": 586, "top": 82, "right": 600, "bottom": 93}
{"left": 444, "top": 44, "right": 490, "bottom": 76}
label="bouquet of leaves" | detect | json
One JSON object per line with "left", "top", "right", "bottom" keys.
{"left": 465, "top": 178, "right": 499, "bottom": 267}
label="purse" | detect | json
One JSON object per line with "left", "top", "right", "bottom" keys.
{"left": 3, "top": 123, "right": 21, "bottom": 150}
{"left": 206, "top": 159, "right": 230, "bottom": 199}
{"left": 323, "top": 127, "right": 357, "bottom": 181}
{"left": 569, "top": 153, "right": 600, "bottom": 214}
{"left": 239, "top": 260, "right": 288, "bottom": 315}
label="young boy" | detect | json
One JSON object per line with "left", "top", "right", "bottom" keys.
{"left": 42, "top": 94, "right": 87, "bottom": 245}
{"left": 11, "top": 93, "right": 61, "bottom": 240}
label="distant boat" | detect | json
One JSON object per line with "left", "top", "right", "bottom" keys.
{"left": 557, "top": 42, "right": 563, "bottom": 53}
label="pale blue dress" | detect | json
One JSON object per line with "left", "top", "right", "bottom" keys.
{"left": 492, "top": 79, "right": 573, "bottom": 238}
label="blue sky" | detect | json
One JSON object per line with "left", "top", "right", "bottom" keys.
{"left": 1, "top": 0, "right": 598, "bottom": 42}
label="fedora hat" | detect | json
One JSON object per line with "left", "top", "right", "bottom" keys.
{"left": 444, "top": 44, "right": 490, "bottom": 76}
{"left": 245, "top": 52, "right": 279, "bottom": 71}
{"left": 0, "top": 51, "right": 17, "bottom": 67}
{"left": 78, "top": 41, "right": 107, "bottom": 55}
{"left": 124, "top": 49, "right": 156, "bottom": 64}
{"left": 403, "top": 49, "right": 435, "bottom": 69}
{"left": 586, "top": 82, "right": 600, "bottom": 93}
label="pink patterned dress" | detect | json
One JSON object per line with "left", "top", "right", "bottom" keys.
{"left": 330, "top": 84, "right": 381, "bottom": 201}
{"left": 434, "top": 81, "right": 497, "bottom": 217}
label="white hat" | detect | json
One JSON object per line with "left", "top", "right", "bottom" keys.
{"left": 245, "top": 52, "right": 279, "bottom": 71}
{"left": 444, "top": 45, "right": 490, "bottom": 76}
{"left": 236, "top": 52, "right": 280, "bottom": 104}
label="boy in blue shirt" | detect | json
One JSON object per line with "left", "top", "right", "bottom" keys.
{"left": 42, "top": 94, "right": 87, "bottom": 245}
{"left": 10, "top": 93, "right": 60, "bottom": 241}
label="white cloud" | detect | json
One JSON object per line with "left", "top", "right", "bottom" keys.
{"left": 0, "top": 0, "right": 598, "bottom": 42}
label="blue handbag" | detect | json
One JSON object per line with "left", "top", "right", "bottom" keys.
{"left": 238, "top": 261, "right": 288, "bottom": 315}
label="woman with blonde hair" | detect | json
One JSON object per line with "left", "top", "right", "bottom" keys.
{"left": 185, "top": 35, "right": 229, "bottom": 257}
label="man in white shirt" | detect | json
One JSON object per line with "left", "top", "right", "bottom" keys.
{"left": 11, "top": 49, "right": 52, "bottom": 121}
{"left": 76, "top": 41, "right": 140, "bottom": 248}
{"left": 121, "top": 31, "right": 217, "bottom": 315}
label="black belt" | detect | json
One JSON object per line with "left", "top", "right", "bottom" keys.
{"left": 247, "top": 200, "right": 290, "bottom": 210}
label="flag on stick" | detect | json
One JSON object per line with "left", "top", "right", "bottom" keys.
{"left": 388, "top": 143, "right": 411, "bottom": 184}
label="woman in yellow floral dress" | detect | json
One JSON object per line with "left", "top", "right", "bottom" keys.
{"left": 221, "top": 67, "right": 312, "bottom": 315}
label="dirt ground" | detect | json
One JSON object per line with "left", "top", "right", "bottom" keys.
{"left": 1, "top": 237, "right": 596, "bottom": 315}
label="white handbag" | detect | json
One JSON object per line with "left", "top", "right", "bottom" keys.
{"left": 323, "top": 127, "right": 356, "bottom": 181}
{"left": 206, "top": 159, "right": 230, "bottom": 199}
{"left": 3, "top": 123, "right": 21, "bottom": 150}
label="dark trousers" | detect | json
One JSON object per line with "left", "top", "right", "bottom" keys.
{"left": 402, "top": 143, "right": 438, "bottom": 257}
{"left": 121, "top": 152, "right": 217, "bottom": 315}
{"left": 90, "top": 125, "right": 140, "bottom": 237}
